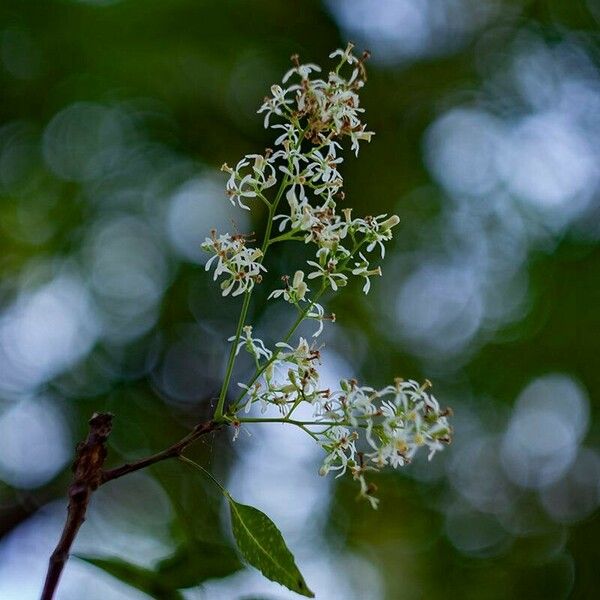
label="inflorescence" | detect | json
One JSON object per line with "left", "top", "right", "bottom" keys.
{"left": 203, "top": 43, "right": 452, "bottom": 507}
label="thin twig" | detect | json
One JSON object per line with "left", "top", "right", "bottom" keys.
{"left": 41, "top": 416, "right": 222, "bottom": 600}
{"left": 101, "top": 420, "right": 220, "bottom": 483}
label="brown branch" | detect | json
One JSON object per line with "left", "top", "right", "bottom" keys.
{"left": 101, "top": 420, "right": 220, "bottom": 483}
{"left": 41, "top": 412, "right": 113, "bottom": 600}
{"left": 41, "top": 415, "right": 223, "bottom": 600}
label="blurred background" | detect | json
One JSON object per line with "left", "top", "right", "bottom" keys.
{"left": 0, "top": 1, "right": 599, "bottom": 598}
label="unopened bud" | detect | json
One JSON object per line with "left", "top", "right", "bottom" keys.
{"left": 293, "top": 270, "right": 305, "bottom": 287}
{"left": 380, "top": 215, "right": 400, "bottom": 231}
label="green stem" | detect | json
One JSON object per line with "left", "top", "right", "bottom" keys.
{"left": 179, "top": 455, "right": 229, "bottom": 497}
{"left": 214, "top": 174, "right": 292, "bottom": 419}
{"left": 284, "top": 398, "right": 302, "bottom": 421}
{"left": 214, "top": 292, "right": 252, "bottom": 419}
{"left": 236, "top": 416, "right": 349, "bottom": 436}
{"left": 237, "top": 416, "right": 368, "bottom": 436}
{"left": 267, "top": 230, "right": 303, "bottom": 245}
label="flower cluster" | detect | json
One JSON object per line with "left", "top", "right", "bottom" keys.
{"left": 259, "top": 46, "right": 372, "bottom": 151}
{"left": 260, "top": 45, "right": 399, "bottom": 297}
{"left": 201, "top": 230, "right": 265, "bottom": 297}
{"left": 317, "top": 378, "right": 452, "bottom": 508}
{"left": 206, "top": 43, "right": 400, "bottom": 302}
{"left": 237, "top": 337, "right": 325, "bottom": 414}
{"left": 235, "top": 341, "right": 452, "bottom": 508}
{"left": 204, "top": 45, "right": 452, "bottom": 509}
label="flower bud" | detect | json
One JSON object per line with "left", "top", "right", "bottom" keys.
{"left": 293, "top": 270, "right": 305, "bottom": 287}
{"left": 380, "top": 215, "right": 400, "bottom": 231}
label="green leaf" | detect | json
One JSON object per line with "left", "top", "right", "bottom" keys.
{"left": 227, "top": 497, "right": 314, "bottom": 597}
{"left": 76, "top": 555, "right": 184, "bottom": 600}
{"left": 156, "top": 541, "right": 242, "bottom": 589}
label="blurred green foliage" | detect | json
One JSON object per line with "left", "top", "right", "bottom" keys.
{"left": 0, "top": 1, "right": 599, "bottom": 599}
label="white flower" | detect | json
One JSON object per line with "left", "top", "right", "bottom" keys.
{"left": 277, "top": 338, "right": 322, "bottom": 395}
{"left": 237, "top": 381, "right": 262, "bottom": 413}
{"left": 329, "top": 42, "right": 359, "bottom": 65}
{"left": 221, "top": 159, "right": 255, "bottom": 210}
{"left": 349, "top": 126, "right": 374, "bottom": 156}
{"left": 221, "top": 154, "right": 277, "bottom": 210}
{"left": 257, "top": 84, "right": 294, "bottom": 127}
{"left": 319, "top": 426, "right": 358, "bottom": 477}
{"left": 351, "top": 252, "right": 382, "bottom": 294}
{"left": 306, "top": 259, "right": 348, "bottom": 291}
{"left": 271, "top": 123, "right": 302, "bottom": 149}
{"left": 268, "top": 270, "right": 309, "bottom": 303}
{"left": 229, "top": 325, "right": 272, "bottom": 362}
{"left": 282, "top": 61, "right": 321, "bottom": 83}
{"left": 353, "top": 214, "right": 399, "bottom": 258}
{"left": 246, "top": 154, "right": 277, "bottom": 189}
{"left": 306, "top": 149, "right": 344, "bottom": 185}
{"left": 202, "top": 230, "right": 266, "bottom": 297}
{"left": 305, "top": 302, "right": 328, "bottom": 338}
